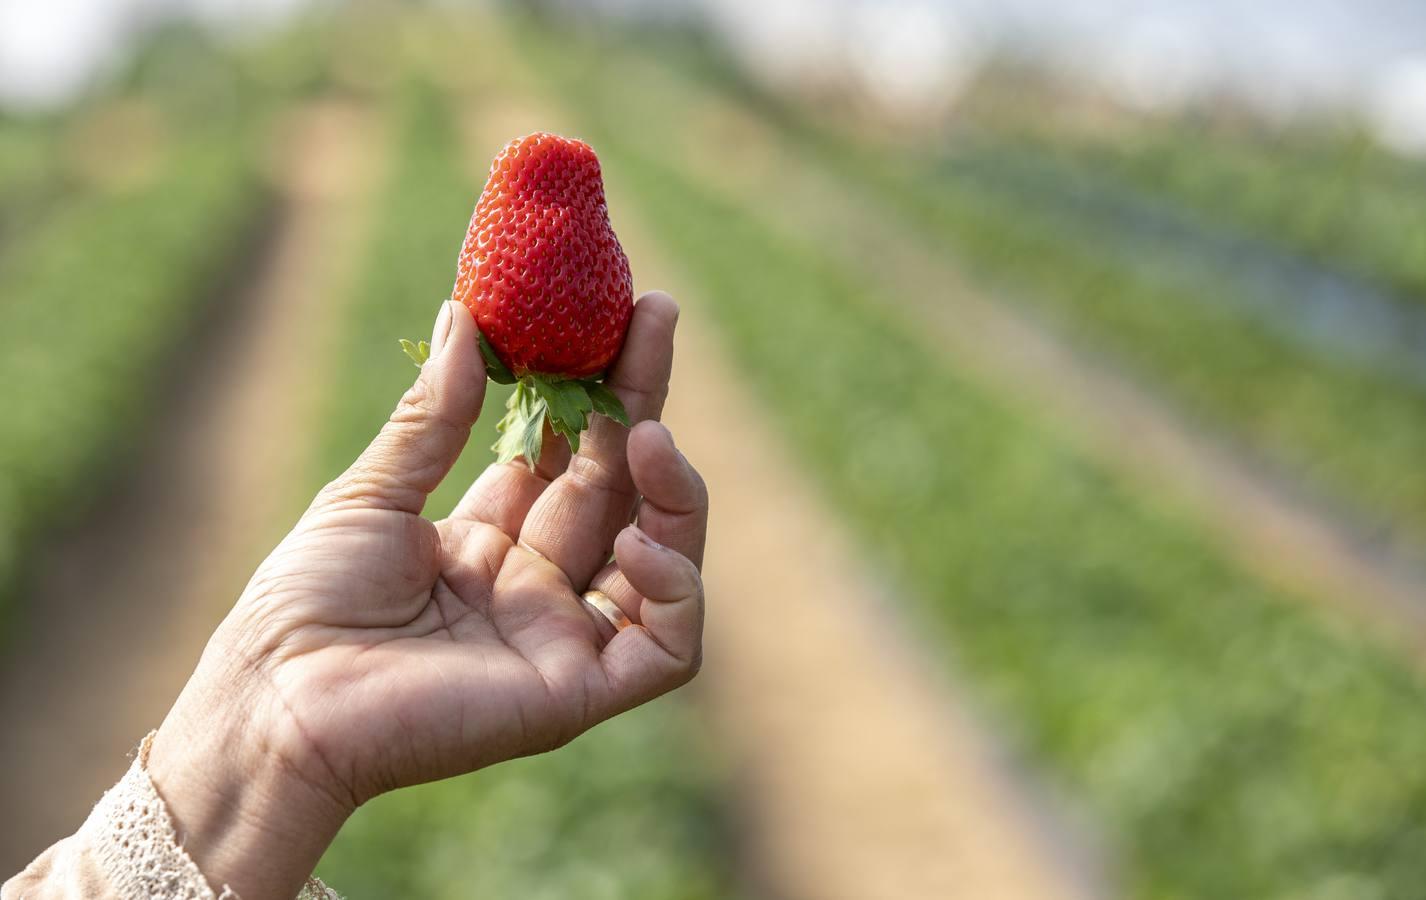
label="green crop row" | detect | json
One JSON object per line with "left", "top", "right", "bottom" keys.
{"left": 0, "top": 110, "right": 267, "bottom": 637}
{"left": 510, "top": 19, "right": 1426, "bottom": 899}
{"left": 308, "top": 79, "right": 733, "bottom": 900}
{"left": 1035, "top": 120, "right": 1426, "bottom": 309}
{"left": 0, "top": 121, "right": 49, "bottom": 187}
{"left": 0, "top": 121, "right": 52, "bottom": 195}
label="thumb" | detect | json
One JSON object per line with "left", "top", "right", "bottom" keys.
{"left": 316, "top": 300, "right": 487, "bottom": 515}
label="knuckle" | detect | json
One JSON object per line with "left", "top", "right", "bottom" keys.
{"left": 609, "top": 380, "right": 667, "bottom": 414}
{"left": 567, "top": 453, "right": 638, "bottom": 499}
{"left": 393, "top": 375, "right": 467, "bottom": 437}
{"left": 392, "top": 377, "right": 436, "bottom": 423}
{"left": 315, "top": 464, "right": 392, "bottom": 508}
{"left": 390, "top": 383, "right": 469, "bottom": 453}
{"left": 312, "top": 465, "right": 421, "bottom": 514}
{"left": 310, "top": 474, "right": 362, "bottom": 512}
{"left": 566, "top": 452, "right": 613, "bottom": 484}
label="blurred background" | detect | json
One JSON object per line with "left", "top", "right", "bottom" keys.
{"left": 2, "top": 1, "right": 1426, "bottom": 898}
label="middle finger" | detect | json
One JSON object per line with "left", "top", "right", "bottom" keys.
{"left": 516, "top": 291, "right": 678, "bottom": 589}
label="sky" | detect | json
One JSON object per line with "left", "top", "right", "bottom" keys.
{"left": 0, "top": 0, "right": 308, "bottom": 108}
{"left": 2, "top": 0, "right": 1424, "bottom": 151}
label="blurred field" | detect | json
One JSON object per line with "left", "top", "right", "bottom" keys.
{"left": 2, "top": 5, "right": 1426, "bottom": 900}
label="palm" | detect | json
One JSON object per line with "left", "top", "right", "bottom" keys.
{"left": 223, "top": 295, "right": 704, "bottom": 807}
{"left": 259, "top": 507, "right": 610, "bottom": 803}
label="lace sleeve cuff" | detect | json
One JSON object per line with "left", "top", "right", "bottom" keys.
{"left": 3, "top": 733, "right": 340, "bottom": 900}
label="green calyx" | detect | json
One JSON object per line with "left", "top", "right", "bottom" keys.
{"left": 398, "top": 326, "right": 629, "bottom": 471}
{"left": 493, "top": 373, "right": 629, "bottom": 469}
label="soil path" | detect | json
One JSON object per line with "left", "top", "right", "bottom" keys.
{"left": 0, "top": 101, "right": 379, "bottom": 873}
{"left": 466, "top": 99, "right": 1107, "bottom": 900}
{"left": 671, "top": 95, "right": 1426, "bottom": 653}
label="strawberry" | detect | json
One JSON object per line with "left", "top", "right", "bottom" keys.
{"left": 402, "top": 133, "right": 633, "bottom": 468}
{"left": 456, "top": 132, "right": 634, "bottom": 379}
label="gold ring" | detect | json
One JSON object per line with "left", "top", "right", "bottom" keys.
{"left": 582, "top": 589, "right": 632, "bottom": 631}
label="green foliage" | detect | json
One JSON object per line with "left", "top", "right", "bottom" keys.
{"left": 0, "top": 119, "right": 265, "bottom": 634}
{"left": 321, "top": 702, "right": 730, "bottom": 900}
{"left": 497, "top": 373, "right": 628, "bottom": 463}
{"left": 0, "top": 118, "right": 68, "bottom": 251}
{"left": 0, "top": 121, "right": 51, "bottom": 192}
{"left": 0, "top": 16, "right": 298, "bottom": 634}
{"left": 493, "top": 379, "right": 549, "bottom": 466}
{"left": 308, "top": 79, "right": 733, "bottom": 899}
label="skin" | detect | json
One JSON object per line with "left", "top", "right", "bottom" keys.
{"left": 144, "top": 293, "right": 707, "bottom": 899}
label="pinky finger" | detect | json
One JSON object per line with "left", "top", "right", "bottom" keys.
{"left": 598, "top": 525, "right": 705, "bottom": 712}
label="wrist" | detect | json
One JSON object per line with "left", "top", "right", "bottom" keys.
{"left": 146, "top": 678, "right": 353, "bottom": 899}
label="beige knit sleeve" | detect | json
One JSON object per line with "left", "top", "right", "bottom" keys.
{"left": 1, "top": 734, "right": 340, "bottom": 900}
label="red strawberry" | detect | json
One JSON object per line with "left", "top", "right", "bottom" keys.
{"left": 404, "top": 132, "right": 634, "bottom": 468}
{"left": 455, "top": 132, "right": 633, "bottom": 379}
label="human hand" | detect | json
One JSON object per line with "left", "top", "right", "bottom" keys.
{"left": 145, "top": 294, "right": 707, "bottom": 899}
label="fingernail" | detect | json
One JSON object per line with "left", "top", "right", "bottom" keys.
{"left": 429, "top": 301, "right": 455, "bottom": 360}
{"left": 627, "top": 526, "right": 701, "bottom": 598}
{"left": 630, "top": 526, "right": 667, "bottom": 553}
